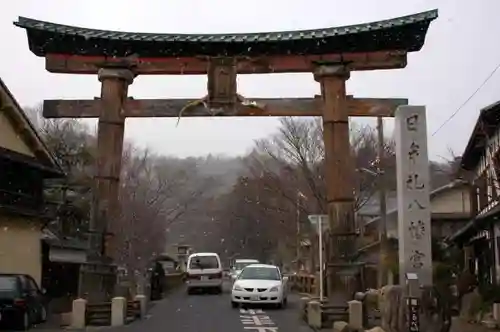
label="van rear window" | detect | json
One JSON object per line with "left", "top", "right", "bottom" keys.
{"left": 189, "top": 256, "right": 219, "bottom": 269}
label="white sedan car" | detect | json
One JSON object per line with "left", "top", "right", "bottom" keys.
{"left": 231, "top": 264, "right": 288, "bottom": 309}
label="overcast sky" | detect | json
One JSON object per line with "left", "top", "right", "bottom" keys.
{"left": 1, "top": 0, "right": 499, "bottom": 161}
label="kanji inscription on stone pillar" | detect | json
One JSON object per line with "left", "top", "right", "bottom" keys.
{"left": 395, "top": 105, "right": 433, "bottom": 286}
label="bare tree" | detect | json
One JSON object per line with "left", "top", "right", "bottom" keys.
{"left": 24, "top": 106, "right": 94, "bottom": 238}
{"left": 248, "top": 117, "right": 396, "bottom": 214}
{"left": 26, "top": 105, "right": 219, "bottom": 274}
{"left": 212, "top": 175, "right": 289, "bottom": 261}
{"left": 114, "top": 146, "right": 218, "bottom": 275}
{"left": 213, "top": 117, "right": 397, "bottom": 263}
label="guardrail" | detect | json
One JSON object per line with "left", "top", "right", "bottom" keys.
{"left": 85, "top": 299, "right": 141, "bottom": 326}
{"left": 86, "top": 302, "right": 111, "bottom": 326}
{"left": 77, "top": 272, "right": 185, "bottom": 327}
{"left": 288, "top": 273, "right": 317, "bottom": 295}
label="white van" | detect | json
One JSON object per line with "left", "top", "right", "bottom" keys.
{"left": 230, "top": 259, "right": 260, "bottom": 281}
{"left": 186, "top": 252, "right": 223, "bottom": 294}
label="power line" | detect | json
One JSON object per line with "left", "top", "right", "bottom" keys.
{"left": 431, "top": 62, "right": 500, "bottom": 137}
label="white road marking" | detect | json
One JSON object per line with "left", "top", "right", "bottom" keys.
{"left": 240, "top": 315, "right": 274, "bottom": 325}
{"left": 238, "top": 307, "right": 278, "bottom": 331}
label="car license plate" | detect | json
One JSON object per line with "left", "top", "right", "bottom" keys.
{"left": 201, "top": 276, "right": 208, "bottom": 281}
{"left": 250, "top": 296, "right": 259, "bottom": 301}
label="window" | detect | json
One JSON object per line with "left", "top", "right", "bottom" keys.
{"left": 26, "top": 276, "right": 39, "bottom": 294}
{"left": 0, "top": 276, "right": 17, "bottom": 291}
{"left": 189, "top": 256, "right": 219, "bottom": 269}
{"left": 0, "top": 276, "right": 19, "bottom": 297}
{"left": 234, "top": 261, "right": 258, "bottom": 270}
{"left": 239, "top": 267, "right": 280, "bottom": 281}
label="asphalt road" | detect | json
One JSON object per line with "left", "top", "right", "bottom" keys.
{"left": 107, "top": 281, "right": 311, "bottom": 332}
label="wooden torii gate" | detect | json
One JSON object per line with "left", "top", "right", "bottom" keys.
{"left": 15, "top": 9, "right": 437, "bottom": 300}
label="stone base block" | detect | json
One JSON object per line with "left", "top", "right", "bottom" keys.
{"left": 365, "top": 327, "right": 386, "bottom": 332}
{"left": 111, "top": 297, "right": 127, "bottom": 326}
{"left": 307, "top": 300, "right": 322, "bottom": 328}
{"left": 71, "top": 298, "right": 87, "bottom": 329}
{"left": 332, "top": 321, "right": 351, "bottom": 332}
{"left": 135, "top": 294, "right": 147, "bottom": 318}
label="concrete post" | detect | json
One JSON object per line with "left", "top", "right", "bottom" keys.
{"left": 493, "top": 303, "right": 500, "bottom": 324}
{"left": 298, "top": 296, "right": 310, "bottom": 320}
{"left": 71, "top": 298, "right": 87, "bottom": 329}
{"left": 307, "top": 300, "right": 322, "bottom": 328}
{"left": 111, "top": 296, "right": 127, "bottom": 326}
{"left": 135, "top": 294, "right": 147, "bottom": 318}
{"left": 348, "top": 300, "right": 363, "bottom": 330}
{"left": 332, "top": 321, "right": 350, "bottom": 332}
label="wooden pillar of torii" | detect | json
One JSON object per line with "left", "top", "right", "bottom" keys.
{"left": 90, "top": 68, "right": 135, "bottom": 262}
{"left": 314, "top": 65, "right": 355, "bottom": 299}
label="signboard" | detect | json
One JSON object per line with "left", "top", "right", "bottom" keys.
{"left": 307, "top": 215, "right": 329, "bottom": 234}
{"left": 49, "top": 248, "right": 87, "bottom": 264}
{"left": 407, "top": 297, "right": 420, "bottom": 332}
{"left": 395, "top": 106, "right": 433, "bottom": 286}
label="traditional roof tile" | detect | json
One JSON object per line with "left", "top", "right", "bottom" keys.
{"left": 14, "top": 10, "right": 438, "bottom": 58}
{"left": 460, "top": 100, "right": 500, "bottom": 171}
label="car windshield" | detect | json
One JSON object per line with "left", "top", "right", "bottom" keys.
{"left": 238, "top": 267, "right": 280, "bottom": 280}
{"left": 234, "top": 262, "right": 258, "bottom": 270}
{"left": 189, "top": 256, "right": 219, "bottom": 269}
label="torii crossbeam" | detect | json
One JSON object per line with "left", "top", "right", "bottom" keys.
{"left": 43, "top": 96, "right": 408, "bottom": 118}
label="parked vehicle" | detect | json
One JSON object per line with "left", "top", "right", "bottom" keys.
{"left": 186, "top": 252, "right": 223, "bottom": 294}
{"left": 231, "top": 264, "right": 288, "bottom": 309}
{"left": 0, "top": 273, "right": 47, "bottom": 330}
{"left": 230, "top": 259, "right": 260, "bottom": 282}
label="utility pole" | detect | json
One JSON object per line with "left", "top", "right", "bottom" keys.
{"left": 295, "top": 191, "right": 306, "bottom": 272}
{"left": 296, "top": 192, "right": 301, "bottom": 271}
{"left": 377, "top": 116, "right": 389, "bottom": 287}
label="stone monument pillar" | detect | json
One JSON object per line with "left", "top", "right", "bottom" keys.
{"left": 393, "top": 105, "right": 434, "bottom": 331}
{"left": 395, "top": 105, "right": 433, "bottom": 287}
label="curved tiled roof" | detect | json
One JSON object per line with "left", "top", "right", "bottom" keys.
{"left": 460, "top": 100, "right": 500, "bottom": 171}
{"left": 14, "top": 10, "right": 437, "bottom": 58}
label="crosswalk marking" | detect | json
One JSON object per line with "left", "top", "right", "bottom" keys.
{"left": 238, "top": 307, "right": 278, "bottom": 331}
{"left": 240, "top": 315, "right": 274, "bottom": 325}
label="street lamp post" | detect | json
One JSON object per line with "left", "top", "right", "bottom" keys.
{"left": 376, "top": 116, "right": 389, "bottom": 287}
{"left": 318, "top": 216, "right": 324, "bottom": 302}
{"left": 296, "top": 191, "right": 306, "bottom": 271}
{"left": 357, "top": 116, "right": 389, "bottom": 288}
{"left": 308, "top": 214, "right": 329, "bottom": 302}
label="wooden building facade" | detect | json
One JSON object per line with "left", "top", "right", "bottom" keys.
{"left": 0, "top": 77, "right": 64, "bottom": 285}
{"left": 450, "top": 101, "right": 500, "bottom": 287}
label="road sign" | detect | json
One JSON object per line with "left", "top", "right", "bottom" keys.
{"left": 307, "top": 215, "right": 329, "bottom": 234}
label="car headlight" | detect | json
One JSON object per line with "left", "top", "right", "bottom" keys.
{"left": 233, "top": 284, "right": 244, "bottom": 291}
{"left": 269, "top": 286, "right": 280, "bottom": 292}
